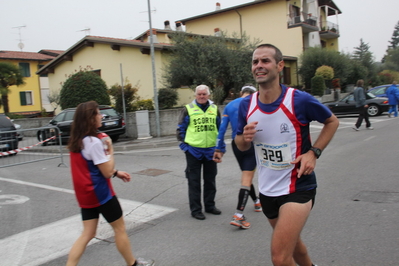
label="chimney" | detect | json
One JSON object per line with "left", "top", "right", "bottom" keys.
{"left": 214, "top": 28, "right": 221, "bottom": 37}
{"left": 147, "top": 29, "right": 158, "bottom": 43}
{"left": 216, "top": 2, "right": 221, "bottom": 10}
{"left": 164, "top": 20, "right": 171, "bottom": 30}
{"left": 176, "top": 21, "right": 183, "bottom": 31}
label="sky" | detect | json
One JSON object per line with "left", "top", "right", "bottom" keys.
{"left": 2, "top": 0, "right": 399, "bottom": 61}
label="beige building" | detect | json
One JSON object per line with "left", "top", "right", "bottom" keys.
{"left": 178, "top": 0, "right": 341, "bottom": 85}
{"left": 37, "top": 36, "right": 176, "bottom": 114}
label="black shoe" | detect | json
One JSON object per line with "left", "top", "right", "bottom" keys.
{"left": 192, "top": 212, "right": 206, "bottom": 220}
{"left": 205, "top": 207, "right": 222, "bottom": 215}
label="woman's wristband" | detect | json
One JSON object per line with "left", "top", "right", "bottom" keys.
{"left": 112, "top": 170, "right": 118, "bottom": 178}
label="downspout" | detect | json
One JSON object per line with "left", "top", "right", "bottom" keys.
{"left": 234, "top": 9, "right": 243, "bottom": 38}
{"left": 296, "top": 60, "right": 299, "bottom": 87}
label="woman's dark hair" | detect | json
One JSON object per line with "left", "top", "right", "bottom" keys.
{"left": 68, "top": 101, "right": 100, "bottom": 153}
{"left": 356, "top": 79, "right": 364, "bottom": 87}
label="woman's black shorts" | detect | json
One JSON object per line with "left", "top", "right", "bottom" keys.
{"left": 81, "top": 195, "right": 123, "bottom": 223}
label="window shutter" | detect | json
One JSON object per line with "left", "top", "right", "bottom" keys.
{"left": 20, "top": 91, "right": 27, "bottom": 105}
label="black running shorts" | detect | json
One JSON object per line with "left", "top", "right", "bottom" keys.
{"left": 232, "top": 139, "right": 257, "bottom": 171}
{"left": 81, "top": 195, "right": 123, "bottom": 223}
{"left": 259, "top": 189, "right": 316, "bottom": 219}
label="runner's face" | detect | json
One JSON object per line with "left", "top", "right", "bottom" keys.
{"left": 196, "top": 89, "right": 209, "bottom": 105}
{"left": 96, "top": 109, "right": 102, "bottom": 128}
{"left": 252, "top": 47, "right": 283, "bottom": 85}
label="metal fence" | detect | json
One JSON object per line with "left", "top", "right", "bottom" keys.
{"left": 0, "top": 126, "right": 67, "bottom": 168}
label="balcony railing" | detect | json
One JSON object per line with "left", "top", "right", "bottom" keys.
{"left": 288, "top": 12, "right": 319, "bottom": 33}
{"left": 320, "top": 21, "right": 339, "bottom": 34}
{"left": 288, "top": 12, "right": 318, "bottom": 27}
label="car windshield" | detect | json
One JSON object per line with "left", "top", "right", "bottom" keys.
{"left": 100, "top": 108, "right": 118, "bottom": 117}
{"left": 0, "top": 116, "right": 14, "bottom": 129}
{"left": 366, "top": 92, "right": 376, "bottom": 98}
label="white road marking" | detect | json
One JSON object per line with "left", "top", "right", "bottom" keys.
{"left": 364, "top": 136, "right": 376, "bottom": 141}
{"left": 0, "top": 194, "right": 29, "bottom": 205}
{"left": 0, "top": 177, "right": 177, "bottom": 266}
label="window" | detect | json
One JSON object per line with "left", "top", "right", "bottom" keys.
{"left": 20, "top": 91, "right": 33, "bottom": 105}
{"left": 19, "top": 63, "right": 31, "bottom": 77}
{"left": 64, "top": 111, "right": 75, "bottom": 121}
{"left": 92, "top": 69, "right": 101, "bottom": 76}
{"left": 282, "top": 67, "right": 291, "bottom": 85}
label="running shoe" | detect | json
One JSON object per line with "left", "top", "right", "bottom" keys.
{"left": 254, "top": 202, "right": 262, "bottom": 212}
{"left": 136, "top": 257, "right": 155, "bottom": 266}
{"left": 230, "top": 215, "right": 251, "bottom": 229}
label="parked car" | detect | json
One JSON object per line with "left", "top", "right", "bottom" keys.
{"left": 324, "top": 92, "right": 389, "bottom": 117}
{"left": 368, "top": 84, "right": 399, "bottom": 98}
{"left": 10, "top": 119, "right": 23, "bottom": 141}
{"left": 0, "top": 115, "right": 19, "bottom": 154}
{"left": 37, "top": 105, "right": 126, "bottom": 145}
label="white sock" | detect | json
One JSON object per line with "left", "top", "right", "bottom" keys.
{"left": 234, "top": 213, "right": 243, "bottom": 218}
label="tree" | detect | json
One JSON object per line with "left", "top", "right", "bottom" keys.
{"left": 382, "top": 21, "right": 399, "bottom": 62}
{"left": 297, "top": 47, "right": 352, "bottom": 91}
{"left": 163, "top": 31, "right": 259, "bottom": 104}
{"left": 59, "top": 70, "right": 110, "bottom": 109}
{"left": 388, "top": 21, "right": 399, "bottom": 50}
{"left": 352, "top": 39, "right": 375, "bottom": 82}
{"left": 0, "top": 62, "right": 25, "bottom": 114}
{"left": 383, "top": 47, "right": 399, "bottom": 71}
{"left": 345, "top": 60, "right": 368, "bottom": 85}
{"left": 158, "top": 88, "right": 178, "bottom": 109}
{"left": 108, "top": 82, "right": 140, "bottom": 113}
{"left": 352, "top": 39, "right": 374, "bottom": 68}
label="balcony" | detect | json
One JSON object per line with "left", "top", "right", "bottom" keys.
{"left": 319, "top": 21, "right": 340, "bottom": 39}
{"left": 288, "top": 12, "right": 319, "bottom": 33}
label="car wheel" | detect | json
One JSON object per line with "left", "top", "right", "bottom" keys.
{"left": 367, "top": 104, "right": 380, "bottom": 116}
{"left": 38, "top": 130, "right": 49, "bottom": 146}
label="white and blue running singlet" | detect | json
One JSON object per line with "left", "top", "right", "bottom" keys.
{"left": 247, "top": 88, "right": 310, "bottom": 197}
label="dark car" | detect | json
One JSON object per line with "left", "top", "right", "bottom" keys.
{"left": 324, "top": 92, "right": 389, "bottom": 117}
{"left": 368, "top": 84, "right": 399, "bottom": 98}
{"left": 37, "top": 106, "right": 125, "bottom": 145}
{"left": 0, "top": 115, "right": 19, "bottom": 154}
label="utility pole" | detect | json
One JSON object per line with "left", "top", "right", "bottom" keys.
{"left": 147, "top": 0, "right": 161, "bottom": 137}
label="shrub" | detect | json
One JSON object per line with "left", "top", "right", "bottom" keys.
{"left": 311, "top": 75, "right": 326, "bottom": 96}
{"left": 158, "top": 88, "right": 179, "bottom": 109}
{"left": 315, "top": 65, "right": 334, "bottom": 80}
{"left": 132, "top": 99, "right": 154, "bottom": 111}
{"left": 108, "top": 83, "right": 139, "bottom": 113}
{"left": 60, "top": 70, "right": 110, "bottom": 109}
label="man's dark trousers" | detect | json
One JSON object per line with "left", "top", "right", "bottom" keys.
{"left": 185, "top": 151, "right": 217, "bottom": 215}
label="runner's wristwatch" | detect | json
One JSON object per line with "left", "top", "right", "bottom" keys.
{"left": 309, "top": 147, "right": 322, "bottom": 159}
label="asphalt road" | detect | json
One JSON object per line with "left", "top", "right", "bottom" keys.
{"left": 1, "top": 115, "right": 398, "bottom": 266}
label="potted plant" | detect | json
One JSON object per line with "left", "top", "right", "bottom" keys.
{"left": 332, "top": 78, "right": 341, "bottom": 91}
